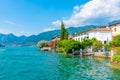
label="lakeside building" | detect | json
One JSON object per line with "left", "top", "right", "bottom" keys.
{"left": 74, "top": 22, "right": 120, "bottom": 43}
{"left": 74, "top": 27, "right": 112, "bottom": 44}
{"left": 48, "top": 35, "right": 74, "bottom": 49}
{"left": 108, "top": 22, "right": 120, "bottom": 36}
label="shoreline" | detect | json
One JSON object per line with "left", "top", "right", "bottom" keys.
{"left": 110, "top": 61, "right": 120, "bottom": 69}
{"left": 68, "top": 53, "right": 111, "bottom": 59}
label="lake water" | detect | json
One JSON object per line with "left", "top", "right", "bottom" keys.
{"left": 0, "top": 47, "right": 120, "bottom": 80}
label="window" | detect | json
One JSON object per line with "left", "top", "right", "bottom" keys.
{"left": 114, "top": 28, "right": 117, "bottom": 31}
{"left": 81, "top": 37, "right": 83, "bottom": 41}
{"left": 76, "top": 38, "right": 78, "bottom": 41}
{"left": 104, "top": 41, "right": 106, "bottom": 44}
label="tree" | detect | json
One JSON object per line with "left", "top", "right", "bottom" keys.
{"left": 60, "top": 21, "right": 68, "bottom": 40}
{"left": 111, "top": 35, "right": 120, "bottom": 62}
{"left": 64, "top": 29, "right": 68, "bottom": 40}
{"left": 112, "top": 35, "right": 120, "bottom": 47}
{"left": 57, "top": 40, "right": 83, "bottom": 53}
{"left": 60, "top": 21, "right": 65, "bottom": 41}
{"left": 90, "top": 38, "right": 97, "bottom": 44}
{"left": 81, "top": 38, "right": 97, "bottom": 49}
{"left": 37, "top": 40, "right": 48, "bottom": 48}
{"left": 112, "top": 54, "right": 120, "bottom": 62}
{"left": 92, "top": 40, "right": 103, "bottom": 52}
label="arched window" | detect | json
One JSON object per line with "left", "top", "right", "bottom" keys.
{"left": 104, "top": 41, "right": 106, "bottom": 44}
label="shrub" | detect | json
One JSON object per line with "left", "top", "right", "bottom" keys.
{"left": 112, "top": 54, "right": 120, "bottom": 62}
{"left": 57, "top": 40, "right": 83, "bottom": 53}
{"left": 112, "top": 47, "right": 120, "bottom": 62}
{"left": 81, "top": 38, "right": 97, "bottom": 49}
{"left": 92, "top": 40, "right": 103, "bottom": 52}
{"left": 37, "top": 40, "right": 48, "bottom": 48}
{"left": 112, "top": 35, "right": 120, "bottom": 47}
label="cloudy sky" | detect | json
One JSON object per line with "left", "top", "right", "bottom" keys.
{"left": 0, "top": 0, "right": 120, "bottom": 36}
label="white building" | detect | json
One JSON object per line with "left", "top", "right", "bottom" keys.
{"left": 74, "top": 27, "right": 112, "bottom": 44}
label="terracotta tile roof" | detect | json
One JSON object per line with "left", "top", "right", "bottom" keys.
{"left": 74, "top": 27, "right": 111, "bottom": 36}
{"left": 109, "top": 22, "right": 120, "bottom": 27}
{"left": 74, "top": 22, "right": 120, "bottom": 36}
{"left": 92, "top": 27, "right": 111, "bottom": 31}
{"left": 52, "top": 37, "right": 60, "bottom": 42}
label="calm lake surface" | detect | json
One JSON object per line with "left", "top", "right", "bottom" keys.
{"left": 0, "top": 47, "right": 120, "bottom": 80}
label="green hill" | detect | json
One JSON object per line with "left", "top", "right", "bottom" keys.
{"left": 0, "top": 25, "right": 97, "bottom": 46}
{"left": 23, "top": 25, "right": 97, "bottom": 45}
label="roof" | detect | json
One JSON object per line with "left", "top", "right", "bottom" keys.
{"left": 109, "top": 22, "right": 120, "bottom": 27}
{"left": 52, "top": 35, "right": 60, "bottom": 39}
{"left": 92, "top": 27, "right": 111, "bottom": 31}
{"left": 52, "top": 37, "right": 60, "bottom": 42}
{"left": 74, "top": 22, "right": 120, "bottom": 36}
{"left": 74, "top": 28, "right": 94, "bottom": 35}
{"left": 75, "top": 27, "right": 111, "bottom": 35}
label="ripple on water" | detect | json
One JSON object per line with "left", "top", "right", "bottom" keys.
{"left": 0, "top": 47, "right": 120, "bottom": 80}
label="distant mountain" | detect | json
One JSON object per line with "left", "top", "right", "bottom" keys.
{"left": 23, "top": 25, "right": 97, "bottom": 45}
{"left": 23, "top": 30, "right": 60, "bottom": 46}
{"left": 1, "top": 19, "right": 120, "bottom": 46}
{"left": 0, "top": 33, "right": 27, "bottom": 46}
{"left": 0, "top": 25, "right": 97, "bottom": 46}
{"left": 109, "top": 20, "right": 120, "bottom": 25}
{"left": 18, "top": 35, "right": 28, "bottom": 42}
{"left": 0, "top": 44, "right": 5, "bottom": 47}
{"left": 67, "top": 25, "right": 97, "bottom": 34}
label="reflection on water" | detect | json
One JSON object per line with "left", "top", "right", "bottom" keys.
{"left": 56, "top": 55, "right": 114, "bottom": 80}
{"left": 0, "top": 47, "right": 120, "bottom": 80}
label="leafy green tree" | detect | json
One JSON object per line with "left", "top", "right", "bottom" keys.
{"left": 112, "top": 54, "right": 120, "bottom": 62}
{"left": 60, "top": 21, "right": 65, "bottom": 41}
{"left": 109, "top": 35, "right": 120, "bottom": 62}
{"left": 112, "top": 35, "right": 120, "bottom": 47}
{"left": 64, "top": 40, "right": 82, "bottom": 53}
{"left": 81, "top": 38, "right": 92, "bottom": 49}
{"left": 90, "top": 38, "right": 97, "bottom": 44}
{"left": 92, "top": 40, "right": 103, "bottom": 52}
{"left": 57, "top": 40, "right": 83, "bottom": 53}
{"left": 81, "top": 38, "right": 97, "bottom": 49}
{"left": 112, "top": 48, "right": 120, "bottom": 62}
{"left": 37, "top": 40, "right": 48, "bottom": 48}
{"left": 80, "top": 38, "right": 103, "bottom": 52}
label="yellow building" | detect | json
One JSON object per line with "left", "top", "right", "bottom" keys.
{"left": 108, "top": 22, "right": 120, "bottom": 36}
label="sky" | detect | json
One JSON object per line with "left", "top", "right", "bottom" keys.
{"left": 0, "top": 0, "right": 120, "bottom": 36}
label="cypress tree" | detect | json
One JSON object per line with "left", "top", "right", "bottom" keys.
{"left": 60, "top": 21, "right": 65, "bottom": 41}
{"left": 64, "top": 29, "right": 68, "bottom": 40}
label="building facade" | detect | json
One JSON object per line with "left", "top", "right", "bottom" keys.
{"left": 74, "top": 28, "right": 112, "bottom": 44}
{"left": 108, "top": 22, "right": 120, "bottom": 36}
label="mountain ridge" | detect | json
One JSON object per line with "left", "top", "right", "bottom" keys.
{"left": 1, "top": 19, "right": 120, "bottom": 46}
{"left": 0, "top": 25, "right": 97, "bottom": 46}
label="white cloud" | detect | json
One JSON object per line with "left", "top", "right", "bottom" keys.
{"left": 52, "top": 0, "right": 120, "bottom": 27}
{"left": 52, "top": 20, "right": 61, "bottom": 26}
{"left": 43, "top": 28, "right": 55, "bottom": 32}
{"left": 4, "top": 20, "right": 16, "bottom": 25}
{"left": 74, "top": 5, "right": 79, "bottom": 11}
{"left": 73, "top": 5, "right": 83, "bottom": 14}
